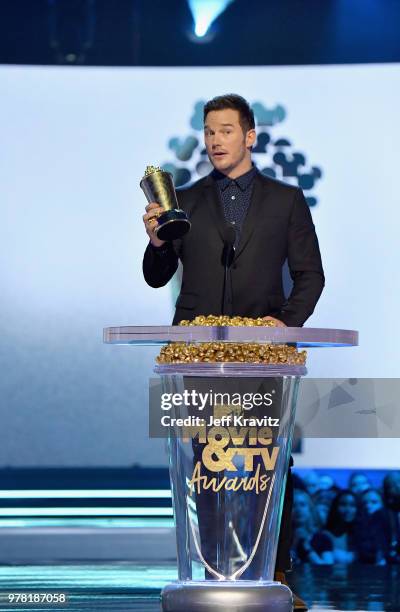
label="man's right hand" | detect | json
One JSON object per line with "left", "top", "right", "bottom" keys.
{"left": 142, "top": 202, "right": 166, "bottom": 248}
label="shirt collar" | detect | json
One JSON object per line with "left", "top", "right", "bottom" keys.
{"left": 212, "top": 165, "right": 258, "bottom": 192}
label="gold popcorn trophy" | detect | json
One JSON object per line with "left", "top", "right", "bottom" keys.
{"left": 140, "top": 166, "right": 191, "bottom": 241}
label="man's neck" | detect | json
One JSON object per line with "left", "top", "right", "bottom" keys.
{"left": 218, "top": 159, "right": 253, "bottom": 180}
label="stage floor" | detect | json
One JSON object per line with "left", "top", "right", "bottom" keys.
{"left": 0, "top": 562, "right": 398, "bottom": 611}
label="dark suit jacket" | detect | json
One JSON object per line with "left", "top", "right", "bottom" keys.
{"left": 143, "top": 170, "right": 325, "bottom": 326}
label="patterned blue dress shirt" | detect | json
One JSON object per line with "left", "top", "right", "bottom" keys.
{"left": 212, "top": 165, "right": 258, "bottom": 248}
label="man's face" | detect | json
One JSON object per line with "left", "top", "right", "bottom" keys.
{"left": 204, "top": 108, "right": 255, "bottom": 175}
{"left": 338, "top": 494, "right": 357, "bottom": 523}
{"left": 362, "top": 490, "right": 383, "bottom": 515}
{"left": 350, "top": 474, "right": 370, "bottom": 495}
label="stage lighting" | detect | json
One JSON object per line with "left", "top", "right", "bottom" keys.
{"left": 47, "top": 0, "right": 95, "bottom": 64}
{"left": 188, "top": 0, "right": 234, "bottom": 39}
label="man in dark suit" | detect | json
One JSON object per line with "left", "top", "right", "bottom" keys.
{"left": 142, "top": 94, "right": 324, "bottom": 610}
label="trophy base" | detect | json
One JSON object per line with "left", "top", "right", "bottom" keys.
{"left": 155, "top": 209, "right": 191, "bottom": 241}
{"left": 161, "top": 580, "right": 293, "bottom": 612}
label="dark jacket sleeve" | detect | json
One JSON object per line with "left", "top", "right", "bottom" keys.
{"left": 142, "top": 241, "right": 180, "bottom": 288}
{"left": 278, "top": 189, "right": 325, "bottom": 327}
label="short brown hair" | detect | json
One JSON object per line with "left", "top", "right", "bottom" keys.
{"left": 203, "top": 94, "right": 255, "bottom": 134}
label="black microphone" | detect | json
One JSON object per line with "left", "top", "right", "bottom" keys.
{"left": 221, "top": 224, "right": 236, "bottom": 315}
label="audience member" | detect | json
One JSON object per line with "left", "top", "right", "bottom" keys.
{"left": 302, "top": 471, "right": 321, "bottom": 497}
{"left": 383, "top": 472, "right": 400, "bottom": 564}
{"left": 326, "top": 490, "right": 358, "bottom": 564}
{"left": 349, "top": 472, "right": 371, "bottom": 496}
{"left": 314, "top": 489, "right": 339, "bottom": 527}
{"left": 353, "top": 489, "right": 391, "bottom": 564}
{"left": 292, "top": 489, "right": 334, "bottom": 565}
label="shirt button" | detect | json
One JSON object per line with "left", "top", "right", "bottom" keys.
{"left": 231, "top": 195, "right": 236, "bottom": 200}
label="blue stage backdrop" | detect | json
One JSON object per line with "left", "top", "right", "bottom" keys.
{"left": 0, "top": 64, "right": 399, "bottom": 472}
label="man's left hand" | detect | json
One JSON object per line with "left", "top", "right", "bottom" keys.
{"left": 262, "top": 316, "right": 286, "bottom": 327}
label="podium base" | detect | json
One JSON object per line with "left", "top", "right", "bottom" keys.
{"left": 161, "top": 580, "right": 293, "bottom": 612}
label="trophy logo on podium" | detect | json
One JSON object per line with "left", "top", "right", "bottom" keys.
{"left": 140, "top": 165, "right": 191, "bottom": 241}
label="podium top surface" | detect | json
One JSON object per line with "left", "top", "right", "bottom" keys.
{"left": 103, "top": 326, "right": 358, "bottom": 348}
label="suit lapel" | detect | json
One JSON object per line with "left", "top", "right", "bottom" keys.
{"left": 201, "top": 174, "right": 227, "bottom": 243}
{"left": 235, "top": 172, "right": 267, "bottom": 259}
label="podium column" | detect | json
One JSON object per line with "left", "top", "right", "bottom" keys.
{"left": 103, "top": 325, "right": 358, "bottom": 612}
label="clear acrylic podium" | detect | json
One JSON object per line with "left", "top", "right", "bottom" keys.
{"left": 104, "top": 325, "right": 358, "bottom": 612}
